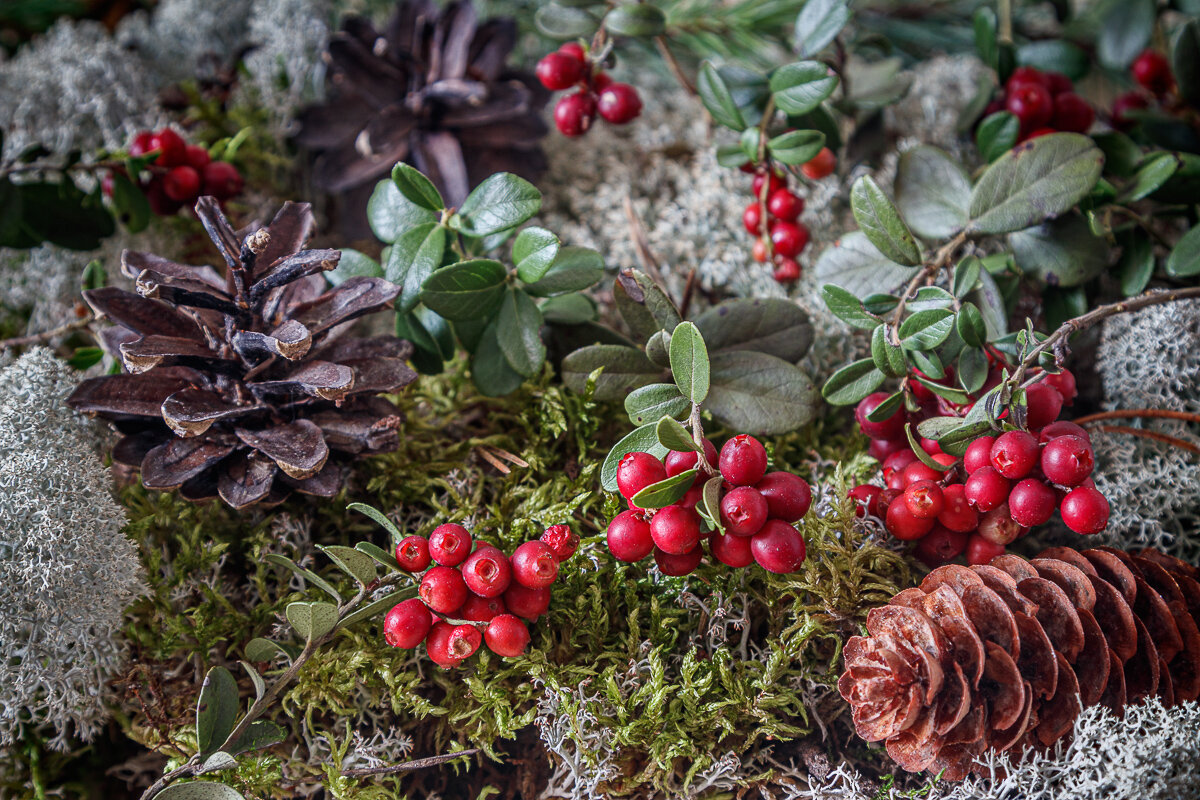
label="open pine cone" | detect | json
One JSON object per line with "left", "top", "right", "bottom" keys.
{"left": 838, "top": 546, "right": 1200, "bottom": 780}
{"left": 68, "top": 197, "right": 416, "bottom": 509}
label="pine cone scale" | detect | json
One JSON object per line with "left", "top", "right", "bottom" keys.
{"left": 1019, "top": 577, "right": 1085, "bottom": 662}
{"left": 1011, "top": 610, "right": 1058, "bottom": 700}
{"left": 1074, "top": 608, "right": 1111, "bottom": 706}
{"left": 142, "top": 437, "right": 235, "bottom": 488}
{"left": 83, "top": 286, "right": 200, "bottom": 339}
{"left": 162, "top": 387, "right": 261, "bottom": 436}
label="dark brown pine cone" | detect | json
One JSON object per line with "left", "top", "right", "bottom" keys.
{"left": 838, "top": 546, "right": 1200, "bottom": 780}
{"left": 68, "top": 197, "right": 417, "bottom": 509}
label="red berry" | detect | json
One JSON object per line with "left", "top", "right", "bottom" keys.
{"left": 502, "top": 583, "right": 552, "bottom": 621}
{"left": 868, "top": 437, "right": 908, "bottom": 462}
{"left": 426, "top": 621, "right": 465, "bottom": 668}
{"left": 767, "top": 189, "right": 804, "bottom": 221}
{"left": 1039, "top": 420, "right": 1089, "bottom": 444}
{"left": 1040, "top": 435, "right": 1094, "bottom": 487}
{"left": 510, "top": 540, "right": 559, "bottom": 589}
{"left": 1023, "top": 127, "right": 1056, "bottom": 140}
{"left": 937, "top": 484, "right": 978, "bottom": 533}
{"left": 597, "top": 83, "right": 642, "bottom": 124}
{"left": 129, "top": 130, "right": 156, "bottom": 158}
{"left": 886, "top": 498, "right": 935, "bottom": 541}
{"left": 1132, "top": 49, "right": 1173, "bottom": 95}
{"left": 989, "top": 431, "right": 1040, "bottom": 479}
{"left": 1008, "top": 478, "right": 1056, "bottom": 527}
{"left": 752, "top": 238, "right": 770, "bottom": 262}
{"left": 750, "top": 519, "right": 806, "bottom": 573}
{"left": 461, "top": 545, "right": 513, "bottom": 598}
{"left": 964, "top": 466, "right": 1011, "bottom": 512}
{"left": 719, "top": 434, "right": 769, "bottom": 486}
{"left": 1112, "top": 92, "right": 1150, "bottom": 130}
{"left": 966, "top": 533, "right": 1006, "bottom": 566}
{"left": 485, "top": 614, "right": 530, "bottom": 657}
{"left": 395, "top": 535, "right": 431, "bottom": 572}
{"left": 447, "top": 624, "right": 482, "bottom": 660}
{"left": 419, "top": 566, "right": 468, "bottom": 615}
{"left": 901, "top": 461, "right": 943, "bottom": 487}
{"left": 882, "top": 449, "right": 918, "bottom": 477}
{"left": 1025, "top": 382, "right": 1064, "bottom": 431}
{"left": 743, "top": 202, "right": 764, "bottom": 235}
{"left": 1006, "top": 82, "right": 1053, "bottom": 133}
{"left": 752, "top": 171, "right": 784, "bottom": 197}
{"left": 591, "top": 71, "right": 612, "bottom": 92}
{"left": 977, "top": 503, "right": 1024, "bottom": 545}
{"left": 919, "top": 437, "right": 943, "bottom": 456}
{"left": 773, "top": 257, "right": 801, "bottom": 284}
{"left": 886, "top": 468, "right": 908, "bottom": 492}
{"left": 202, "top": 161, "right": 244, "bottom": 200}
{"left": 1061, "top": 487, "right": 1110, "bottom": 534}
{"left": 755, "top": 471, "right": 812, "bottom": 522}
{"left": 558, "top": 42, "right": 586, "bottom": 62}
{"left": 163, "top": 166, "right": 201, "bottom": 202}
{"left": 801, "top": 147, "right": 836, "bottom": 180}
{"left": 554, "top": 91, "right": 597, "bottom": 137}
{"left": 460, "top": 594, "right": 506, "bottom": 622}
{"left": 904, "top": 480, "right": 945, "bottom": 520}
{"left": 1050, "top": 92, "right": 1094, "bottom": 133}
{"left": 769, "top": 220, "right": 809, "bottom": 258}
{"left": 1005, "top": 66, "right": 1049, "bottom": 95}
{"left": 617, "top": 451, "right": 667, "bottom": 501}
{"left": 383, "top": 598, "right": 433, "bottom": 648}
{"left": 856, "top": 392, "right": 906, "bottom": 440}
{"left": 664, "top": 440, "right": 717, "bottom": 477}
{"left": 150, "top": 129, "right": 187, "bottom": 166}
{"left": 654, "top": 545, "right": 703, "bottom": 576}
{"left": 540, "top": 524, "right": 579, "bottom": 561}
{"left": 607, "top": 510, "right": 653, "bottom": 562}
{"left": 720, "top": 486, "right": 769, "bottom": 536}
{"left": 184, "top": 144, "right": 211, "bottom": 169}
{"left": 914, "top": 525, "right": 969, "bottom": 566}
{"left": 848, "top": 484, "right": 884, "bottom": 518}
{"left": 1044, "top": 72, "right": 1074, "bottom": 95}
{"left": 1043, "top": 369, "right": 1077, "bottom": 405}
{"left": 678, "top": 482, "right": 704, "bottom": 510}
{"left": 711, "top": 531, "right": 755, "bottom": 567}
{"left": 650, "top": 504, "right": 702, "bottom": 555}
{"left": 964, "top": 435, "right": 996, "bottom": 474}
{"left": 144, "top": 179, "right": 182, "bottom": 216}
{"left": 429, "top": 523, "right": 472, "bottom": 566}
{"left": 536, "top": 51, "right": 585, "bottom": 90}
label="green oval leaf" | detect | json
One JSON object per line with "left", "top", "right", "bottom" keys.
{"left": 794, "top": 0, "right": 851, "bottom": 58}
{"left": 367, "top": 179, "right": 437, "bottom": 243}
{"left": 656, "top": 415, "right": 700, "bottom": 453}
{"left": 496, "top": 288, "right": 545, "bottom": 377}
{"left": 957, "top": 346, "right": 989, "bottom": 394}
{"left": 604, "top": 3, "right": 666, "bottom": 36}
{"left": 956, "top": 302, "right": 986, "bottom": 347}
{"left": 870, "top": 324, "right": 907, "bottom": 377}
{"left": 285, "top": 601, "right": 338, "bottom": 643}
{"left": 1172, "top": 19, "right": 1200, "bottom": 109}
{"left": 899, "top": 308, "right": 954, "bottom": 350}
{"left": 540, "top": 292, "right": 597, "bottom": 324}
{"left": 331, "top": 248, "right": 383, "bottom": 286}
{"left": 975, "top": 111, "right": 1020, "bottom": 163}
{"left": 562, "top": 344, "right": 662, "bottom": 401}
{"left": 601, "top": 422, "right": 670, "bottom": 492}
{"left": 707, "top": 351, "right": 820, "bottom": 434}
{"left": 534, "top": 4, "right": 597, "bottom": 39}
{"left": 524, "top": 246, "right": 604, "bottom": 296}
{"left": 822, "top": 284, "right": 884, "bottom": 330}
{"left": 318, "top": 544, "right": 377, "bottom": 586}
{"left": 814, "top": 232, "right": 918, "bottom": 297}
{"left": 1116, "top": 229, "right": 1155, "bottom": 294}
{"left": 692, "top": 298, "right": 814, "bottom": 362}
{"left": 472, "top": 316, "right": 526, "bottom": 396}
{"left": 631, "top": 468, "right": 698, "bottom": 510}
{"left": 454, "top": 173, "right": 542, "bottom": 236}
{"left": 157, "top": 782, "right": 246, "bottom": 800}
{"left": 226, "top": 719, "right": 287, "bottom": 756}
{"left": 391, "top": 163, "right": 444, "bottom": 211}
{"left": 669, "top": 321, "right": 710, "bottom": 404}
{"left": 766, "top": 129, "right": 825, "bottom": 166}
{"left": 895, "top": 146, "right": 971, "bottom": 240}
{"left": 385, "top": 222, "right": 446, "bottom": 313}
{"left": 196, "top": 666, "right": 239, "bottom": 757}
{"left": 865, "top": 390, "right": 903, "bottom": 423}
{"left": 614, "top": 269, "right": 681, "bottom": 341}
{"left": 110, "top": 172, "right": 151, "bottom": 233}
{"left": 769, "top": 61, "right": 839, "bottom": 116}
{"left": 420, "top": 259, "right": 507, "bottom": 321}
{"left": 513, "top": 226, "right": 560, "bottom": 283}
{"left": 625, "top": 383, "right": 688, "bottom": 426}
{"left": 1166, "top": 223, "right": 1200, "bottom": 278}
{"left": 822, "top": 357, "right": 885, "bottom": 406}
{"left": 850, "top": 175, "right": 921, "bottom": 266}
{"left": 702, "top": 475, "right": 725, "bottom": 534}
{"left": 952, "top": 255, "right": 982, "bottom": 298}
{"left": 1008, "top": 215, "right": 1107, "bottom": 288}
{"left": 698, "top": 62, "right": 747, "bottom": 131}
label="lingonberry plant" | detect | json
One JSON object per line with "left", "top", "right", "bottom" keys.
{"left": 599, "top": 320, "right": 812, "bottom": 577}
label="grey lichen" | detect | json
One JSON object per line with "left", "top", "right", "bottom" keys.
{"left": 0, "top": 349, "right": 145, "bottom": 750}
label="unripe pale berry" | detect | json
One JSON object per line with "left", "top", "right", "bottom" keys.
{"left": 485, "top": 614, "right": 531, "bottom": 657}
{"left": 750, "top": 519, "right": 806, "bottom": 573}
{"left": 383, "top": 598, "right": 433, "bottom": 648}
{"left": 650, "top": 504, "right": 702, "bottom": 555}
{"left": 461, "top": 545, "right": 513, "bottom": 598}
{"left": 617, "top": 451, "right": 667, "bottom": 501}
{"left": 990, "top": 431, "right": 1040, "bottom": 479}
{"left": 395, "top": 535, "right": 431, "bottom": 572}
{"left": 1008, "top": 479, "right": 1056, "bottom": 527}
{"left": 429, "top": 523, "right": 472, "bottom": 566}
{"left": 510, "top": 540, "right": 559, "bottom": 589}
{"left": 1060, "top": 487, "right": 1110, "bottom": 534}
{"left": 719, "top": 434, "right": 768, "bottom": 486}
{"left": 710, "top": 531, "right": 755, "bottom": 567}
{"left": 654, "top": 545, "right": 703, "bottom": 576}
{"left": 419, "top": 566, "right": 468, "bottom": 615}
{"left": 1040, "top": 435, "right": 1094, "bottom": 487}
{"left": 607, "top": 510, "right": 653, "bottom": 562}
{"left": 720, "top": 486, "right": 769, "bottom": 536}
{"left": 755, "top": 471, "right": 812, "bottom": 522}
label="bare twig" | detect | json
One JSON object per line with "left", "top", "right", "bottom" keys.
{"left": 0, "top": 317, "right": 93, "bottom": 350}
{"left": 340, "top": 748, "right": 480, "bottom": 778}
{"left": 1088, "top": 425, "right": 1200, "bottom": 455}
{"left": 655, "top": 36, "right": 696, "bottom": 96}
{"left": 623, "top": 194, "right": 676, "bottom": 304}
{"left": 888, "top": 230, "right": 970, "bottom": 345}
{"left": 679, "top": 267, "right": 699, "bottom": 320}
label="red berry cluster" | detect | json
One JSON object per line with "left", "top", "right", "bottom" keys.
{"left": 1113, "top": 50, "right": 1177, "bottom": 130}
{"left": 740, "top": 168, "right": 809, "bottom": 284}
{"left": 848, "top": 367, "right": 1111, "bottom": 567}
{"left": 107, "top": 128, "right": 244, "bottom": 216}
{"left": 382, "top": 523, "right": 579, "bottom": 668}
{"left": 982, "top": 66, "right": 1094, "bottom": 141}
{"left": 537, "top": 43, "right": 642, "bottom": 137}
{"left": 607, "top": 434, "right": 811, "bottom": 575}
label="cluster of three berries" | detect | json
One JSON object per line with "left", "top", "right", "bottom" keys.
{"left": 537, "top": 43, "right": 642, "bottom": 137}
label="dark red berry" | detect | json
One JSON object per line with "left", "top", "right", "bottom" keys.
{"left": 886, "top": 468, "right": 907, "bottom": 492}
{"left": 773, "top": 257, "right": 801, "bottom": 284}
{"left": 503, "top": 583, "right": 551, "bottom": 620}
{"left": 429, "top": 523, "right": 472, "bottom": 566}
{"left": 554, "top": 91, "right": 596, "bottom": 137}
{"left": 752, "top": 171, "right": 784, "bottom": 197}
{"left": 150, "top": 129, "right": 187, "bottom": 166}
{"left": 419, "top": 566, "right": 468, "bottom": 615}
{"left": 1044, "top": 72, "right": 1073, "bottom": 95}
{"left": 617, "top": 451, "right": 668, "bottom": 501}
{"left": 964, "top": 466, "right": 1011, "bottom": 512}
{"left": 750, "top": 519, "right": 806, "bottom": 573}
{"left": 1025, "top": 382, "right": 1064, "bottom": 431}
{"left": 720, "top": 486, "right": 769, "bottom": 536}
{"left": 769, "top": 220, "right": 809, "bottom": 258}
{"left": 990, "top": 431, "right": 1040, "bottom": 479}
{"left": 1050, "top": 92, "right": 1094, "bottom": 133}
{"left": 510, "top": 541, "right": 559, "bottom": 589}
{"left": 869, "top": 437, "right": 908, "bottom": 461}
{"left": 767, "top": 189, "right": 804, "bottom": 221}
{"left": 1041, "top": 435, "right": 1094, "bottom": 488}
{"left": 591, "top": 71, "right": 612, "bottom": 92}
{"left": 743, "top": 202, "right": 764, "bottom": 235}
{"left": 447, "top": 624, "right": 482, "bottom": 660}
{"left": 484, "top": 614, "right": 530, "bottom": 657}
{"left": 129, "top": 130, "right": 156, "bottom": 158}
{"left": 1023, "top": 127, "right": 1056, "bottom": 140}
{"left": 144, "top": 179, "right": 182, "bottom": 216}
{"left": 1008, "top": 478, "right": 1056, "bottom": 527}
{"left": 202, "top": 161, "right": 243, "bottom": 200}
{"left": 711, "top": 531, "right": 755, "bottom": 567}
{"left": 1112, "top": 92, "right": 1150, "bottom": 130}
{"left": 395, "top": 535, "right": 431, "bottom": 572}
{"left": 719, "top": 434, "right": 768, "bottom": 486}
{"left": 964, "top": 435, "right": 996, "bottom": 474}
{"left": 383, "top": 598, "right": 432, "bottom": 648}
{"left": 755, "top": 471, "right": 812, "bottom": 522}
{"left": 1043, "top": 369, "right": 1077, "bottom": 405}
{"left": 1060, "top": 486, "right": 1110, "bottom": 534}
{"left": 664, "top": 440, "right": 717, "bottom": 477}
{"left": 1006, "top": 82, "right": 1053, "bottom": 133}
{"left": 856, "top": 392, "right": 906, "bottom": 440}
{"left": 654, "top": 545, "right": 703, "bottom": 576}
{"left": 1005, "top": 66, "right": 1049, "bottom": 95}
{"left": 937, "top": 484, "right": 978, "bottom": 533}
{"left": 460, "top": 594, "right": 506, "bottom": 622}
{"left": 184, "top": 144, "right": 211, "bottom": 169}
{"left": 915, "top": 525, "right": 968, "bottom": 566}
{"left": 848, "top": 484, "right": 884, "bottom": 518}
{"left": 540, "top": 524, "right": 579, "bottom": 561}
{"left": 163, "top": 166, "right": 201, "bottom": 202}
{"left": 886, "top": 499, "right": 935, "bottom": 541}
{"left": 597, "top": 83, "right": 642, "bottom": 124}
{"left": 536, "top": 51, "right": 585, "bottom": 90}
{"left": 882, "top": 449, "right": 918, "bottom": 477}
{"left": 966, "top": 533, "right": 1006, "bottom": 566}
{"left": 650, "top": 504, "right": 702, "bottom": 555}
{"left": 426, "top": 621, "right": 464, "bottom": 668}
{"left": 1132, "top": 49, "right": 1173, "bottom": 95}
{"left": 1039, "top": 420, "right": 1089, "bottom": 444}
{"left": 607, "top": 510, "right": 653, "bottom": 562}
{"left": 678, "top": 482, "right": 704, "bottom": 510}
{"left": 461, "top": 546, "right": 513, "bottom": 598}
{"left": 801, "top": 147, "right": 835, "bottom": 179}
{"left": 904, "top": 480, "right": 945, "bottom": 520}
{"left": 558, "top": 42, "right": 586, "bottom": 62}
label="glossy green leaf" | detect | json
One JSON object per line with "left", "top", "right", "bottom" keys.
{"left": 766, "top": 129, "right": 825, "bottom": 165}
{"left": 614, "top": 269, "right": 681, "bottom": 340}
{"left": 975, "top": 111, "right": 1020, "bottom": 163}
{"left": 367, "top": 179, "right": 436, "bottom": 243}
{"left": 318, "top": 545, "right": 376, "bottom": 585}
{"left": 1122, "top": 152, "right": 1181, "bottom": 202}
{"left": 625, "top": 383, "right": 688, "bottom": 426}
{"left": 716, "top": 144, "right": 751, "bottom": 168}
{"left": 904, "top": 424, "right": 953, "bottom": 472}
{"left": 702, "top": 476, "right": 725, "bottom": 534}
{"left": 870, "top": 325, "right": 907, "bottom": 377}
{"left": 822, "top": 357, "right": 885, "bottom": 406}
{"left": 196, "top": 666, "right": 239, "bottom": 757}
{"left": 391, "top": 163, "right": 444, "bottom": 211}
{"left": 974, "top": 7, "right": 997, "bottom": 69}
{"left": 540, "top": 292, "right": 597, "bottom": 324}
{"left": 656, "top": 415, "right": 699, "bottom": 453}
{"left": 513, "top": 226, "right": 560, "bottom": 283}
{"left": 850, "top": 175, "right": 921, "bottom": 266}
{"left": 110, "top": 172, "right": 151, "bottom": 233}
{"left": 645, "top": 330, "right": 671, "bottom": 367}
{"left": 692, "top": 298, "right": 813, "bottom": 362}
{"left": 524, "top": 246, "right": 604, "bottom": 296}
{"left": 952, "top": 255, "right": 982, "bottom": 298}
{"left": 1166, "top": 224, "right": 1200, "bottom": 278}
{"left": 706, "top": 351, "right": 819, "bottom": 434}
{"left": 420, "top": 259, "right": 506, "bottom": 320}
{"left": 915, "top": 375, "right": 971, "bottom": 405}
{"left": 865, "top": 391, "right": 903, "bottom": 423}
{"left": 472, "top": 316, "right": 526, "bottom": 396}
{"left": 894, "top": 146, "right": 971, "bottom": 239}
{"left": 495, "top": 288, "right": 545, "bottom": 377}
{"left": 794, "top": 0, "right": 851, "bottom": 57}
{"left": 341, "top": 588, "right": 417, "bottom": 628}
{"left": 907, "top": 286, "right": 955, "bottom": 313}
{"left": 604, "top": 3, "right": 666, "bottom": 36}
{"left": 385, "top": 222, "right": 445, "bottom": 313}
{"left": 1116, "top": 229, "right": 1155, "bottom": 295}
{"left": 822, "top": 284, "right": 883, "bottom": 330}
{"left": 562, "top": 344, "right": 661, "bottom": 401}
{"left": 668, "top": 321, "right": 710, "bottom": 404}
{"left": 534, "top": 4, "right": 597, "bottom": 39}
{"left": 354, "top": 541, "right": 404, "bottom": 572}
{"left": 226, "top": 720, "right": 286, "bottom": 756}
{"left": 264, "top": 554, "right": 341, "bottom": 603}
{"left": 957, "top": 347, "right": 989, "bottom": 394}
{"left": 813, "top": 232, "right": 917, "bottom": 297}
{"left": 697, "top": 62, "right": 746, "bottom": 130}
{"left": 631, "top": 468, "right": 698, "bottom": 510}
{"left": 601, "top": 422, "right": 670, "bottom": 492}
{"left": 454, "top": 173, "right": 541, "bottom": 236}
{"left": 329, "top": 248, "right": 382, "bottom": 286}
{"left": 769, "top": 61, "right": 838, "bottom": 115}
{"left": 956, "top": 302, "right": 986, "bottom": 347}
{"left": 899, "top": 309, "right": 954, "bottom": 350}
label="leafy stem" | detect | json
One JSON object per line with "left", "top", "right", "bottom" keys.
{"left": 654, "top": 35, "right": 696, "bottom": 96}
{"left": 688, "top": 402, "right": 717, "bottom": 477}
{"left": 888, "top": 229, "right": 971, "bottom": 344}
{"left": 756, "top": 96, "right": 777, "bottom": 253}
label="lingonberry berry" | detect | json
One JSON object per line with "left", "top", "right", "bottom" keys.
{"left": 1039, "top": 420, "right": 1089, "bottom": 444}
{"left": 918, "top": 437, "right": 942, "bottom": 456}
{"left": 767, "top": 189, "right": 804, "bottom": 221}
{"left": 429, "top": 523, "right": 472, "bottom": 566}
{"left": 719, "top": 434, "right": 769, "bottom": 486}
{"left": 129, "top": 130, "right": 156, "bottom": 158}
{"left": 460, "top": 594, "right": 506, "bottom": 622}
{"left": 607, "top": 510, "right": 654, "bottom": 562}
{"left": 1005, "top": 66, "right": 1048, "bottom": 94}
{"left": 419, "top": 566, "right": 468, "bottom": 615}
{"left": 720, "top": 486, "right": 769, "bottom": 536}
{"left": 966, "top": 533, "right": 1006, "bottom": 566}
{"left": 1132, "top": 49, "right": 1173, "bottom": 95}
{"left": 752, "top": 171, "right": 784, "bottom": 197}
{"left": 540, "top": 524, "right": 579, "bottom": 561}
{"left": 447, "top": 624, "right": 482, "bottom": 660}
{"left": 752, "top": 238, "right": 770, "bottom": 262}
{"left": 964, "top": 466, "right": 1011, "bottom": 512}
{"left": 750, "top": 519, "right": 807, "bottom": 573}
{"left": 664, "top": 439, "right": 718, "bottom": 477}
{"left": 743, "top": 202, "right": 764, "bottom": 235}
{"left": 554, "top": 91, "right": 596, "bottom": 137}
{"left": 510, "top": 540, "right": 559, "bottom": 589}
{"left": 461, "top": 545, "right": 513, "bottom": 598}
{"left": 395, "top": 535, "right": 431, "bottom": 572}
{"left": 163, "top": 166, "right": 201, "bottom": 202}
{"left": 769, "top": 220, "right": 809, "bottom": 258}
{"left": 144, "top": 180, "right": 182, "bottom": 216}
{"left": 591, "top": 71, "right": 612, "bottom": 92}
{"left": 989, "top": 431, "right": 1040, "bottom": 479}
{"left": 485, "top": 614, "right": 531, "bottom": 657}
{"left": 536, "top": 51, "right": 585, "bottom": 90}
{"left": 654, "top": 545, "right": 703, "bottom": 576}
{"left": 1007, "top": 478, "right": 1056, "bottom": 527}
{"left": 914, "top": 525, "right": 968, "bottom": 566}
{"left": 773, "top": 257, "right": 801, "bottom": 284}
{"left": 885, "top": 468, "right": 907, "bottom": 492}
{"left": 558, "top": 42, "right": 586, "bottom": 62}
{"left": 901, "top": 460, "right": 943, "bottom": 487}
{"left": 904, "top": 480, "right": 945, "bottom": 520}
{"left": 383, "top": 598, "right": 433, "bottom": 649}
{"left": 855, "top": 392, "right": 906, "bottom": 440}
{"left": 869, "top": 437, "right": 908, "bottom": 462}
{"left": 1025, "top": 382, "right": 1064, "bottom": 431}
{"left": 848, "top": 484, "right": 884, "bottom": 518}
{"left": 801, "top": 147, "right": 836, "bottom": 180}
{"left": 1050, "top": 92, "right": 1094, "bottom": 133}
{"left": 150, "top": 129, "right": 187, "bottom": 166}
{"left": 755, "top": 471, "right": 812, "bottom": 522}
{"left": 597, "top": 83, "right": 642, "bottom": 124}
{"left": 1112, "top": 92, "right": 1150, "bottom": 130}
{"left": 678, "top": 482, "right": 704, "bottom": 510}
{"left": 1042, "top": 368, "right": 1077, "bottom": 405}
{"left": 1006, "top": 82, "right": 1053, "bottom": 133}
{"left": 1060, "top": 486, "right": 1109, "bottom": 534}
{"left": 184, "top": 144, "right": 210, "bottom": 169}
{"left": 977, "top": 503, "right": 1023, "bottom": 545}
{"left": 650, "top": 504, "right": 702, "bottom": 555}
{"left": 426, "top": 621, "right": 464, "bottom": 668}
{"left": 882, "top": 449, "right": 918, "bottom": 477}
{"left": 886, "top": 498, "right": 935, "bottom": 541}
{"left": 202, "top": 161, "right": 244, "bottom": 200}
{"left": 1045, "top": 71, "right": 1073, "bottom": 95}
{"left": 617, "top": 451, "right": 668, "bottom": 501}
{"left": 503, "top": 583, "right": 552, "bottom": 620}
{"left": 1040, "top": 434, "right": 1094, "bottom": 487}
{"left": 711, "top": 531, "right": 755, "bottom": 567}
{"left": 1024, "top": 127, "right": 1056, "bottom": 140}
{"left": 963, "top": 435, "right": 996, "bottom": 474}
{"left": 937, "top": 484, "right": 978, "bottom": 533}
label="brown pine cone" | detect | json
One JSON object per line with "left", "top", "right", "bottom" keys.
{"left": 838, "top": 546, "right": 1200, "bottom": 780}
